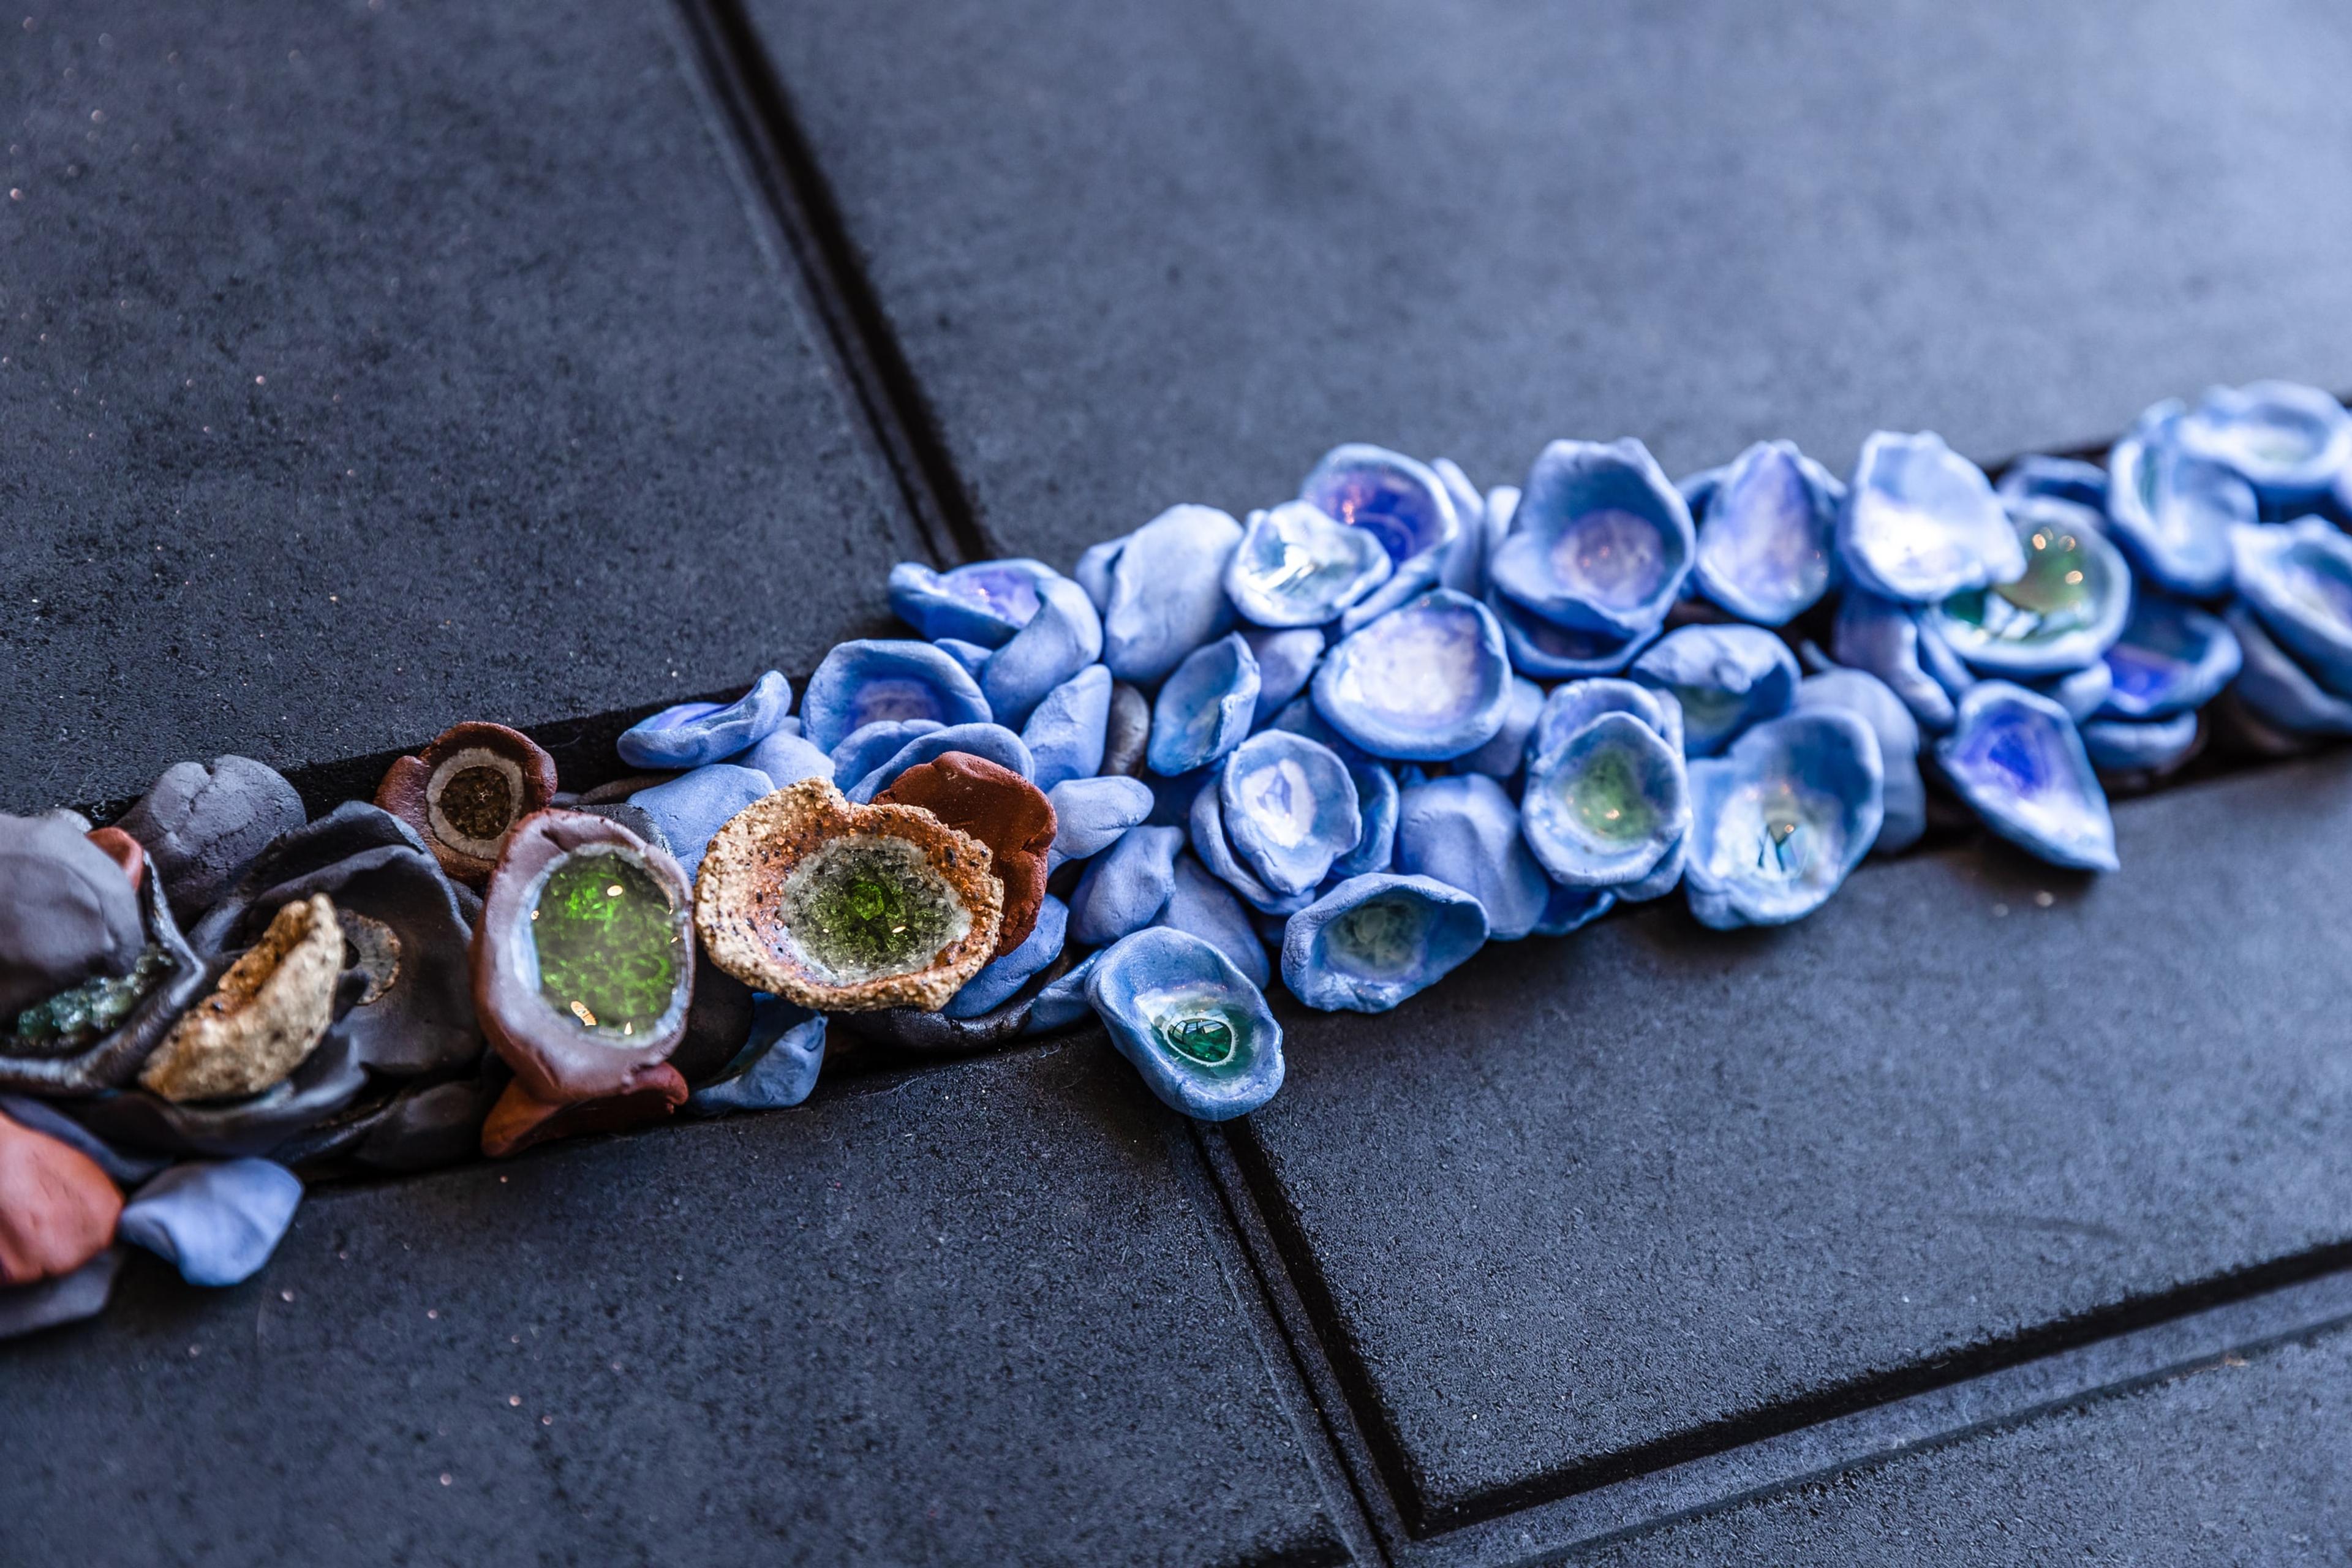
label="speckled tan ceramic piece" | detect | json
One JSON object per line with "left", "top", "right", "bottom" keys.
{"left": 139, "top": 893, "right": 340, "bottom": 1103}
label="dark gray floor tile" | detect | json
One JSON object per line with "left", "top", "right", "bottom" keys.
{"left": 1235, "top": 751, "right": 2352, "bottom": 1528}
{"left": 747, "top": 0, "right": 2352, "bottom": 566}
{"left": 0, "top": 1037, "right": 1346, "bottom": 1568}
{"left": 0, "top": 0, "right": 921, "bottom": 813}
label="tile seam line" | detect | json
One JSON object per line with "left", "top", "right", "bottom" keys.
{"left": 666, "top": 0, "right": 991, "bottom": 568}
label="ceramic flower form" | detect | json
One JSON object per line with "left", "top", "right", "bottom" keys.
{"left": 1087, "top": 927, "right": 1284, "bottom": 1121}
{"left": 1997, "top": 454, "right": 2109, "bottom": 512}
{"left": 2098, "top": 595, "right": 2242, "bottom": 721}
{"left": 617, "top": 671, "right": 794, "bottom": 769}
{"left": 1684, "top": 711, "right": 1885, "bottom": 929}
{"left": 1215, "top": 731, "right": 1362, "bottom": 897}
{"left": 1394, "top": 774, "right": 1553, "bottom": 940}
{"left": 1934, "top": 683, "right": 2118, "bottom": 872}
{"left": 1311, "top": 588, "right": 1513, "bottom": 760}
{"left": 2230, "top": 518, "right": 2352, "bottom": 695}
{"left": 1683, "top": 440, "right": 1843, "bottom": 625}
{"left": 2081, "top": 712, "right": 2200, "bottom": 775}
{"left": 2104, "top": 400, "right": 2255, "bottom": 597}
{"left": 1628, "top": 624, "right": 1800, "bottom": 756}
{"left": 1224, "top": 500, "right": 1395, "bottom": 627}
{"left": 1298, "top": 443, "right": 1461, "bottom": 628}
{"left": 1922, "top": 496, "right": 2132, "bottom": 678}
{"left": 978, "top": 574, "right": 1104, "bottom": 730}
{"left": 1831, "top": 590, "right": 1972, "bottom": 731}
{"left": 1521, "top": 710, "right": 1691, "bottom": 892}
{"left": 843, "top": 723, "right": 1035, "bottom": 804}
{"left": 1281, "top": 873, "right": 1488, "bottom": 1013}
{"left": 1186, "top": 782, "right": 1314, "bottom": 917}
{"left": 1455, "top": 676, "right": 1544, "bottom": 778}
{"left": 1489, "top": 437, "right": 1694, "bottom": 639}
{"left": 2218, "top": 604, "right": 2352, "bottom": 736}
{"left": 1793, "top": 668, "right": 1926, "bottom": 854}
{"left": 888, "top": 558, "right": 1061, "bottom": 647}
{"left": 1486, "top": 589, "right": 1659, "bottom": 677}
{"left": 800, "top": 640, "right": 992, "bottom": 755}
{"left": 1092, "top": 504, "right": 1245, "bottom": 684}
{"left": 1836, "top": 430, "right": 2024, "bottom": 603}
{"left": 1148, "top": 633, "right": 1261, "bottom": 775}
{"left": 2175, "top": 380, "right": 2352, "bottom": 505}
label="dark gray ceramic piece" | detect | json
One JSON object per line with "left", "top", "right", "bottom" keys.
{"left": 0, "top": 813, "right": 146, "bottom": 1017}
{"left": 115, "top": 756, "right": 308, "bottom": 923}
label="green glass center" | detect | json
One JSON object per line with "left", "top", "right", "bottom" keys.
{"left": 778, "top": 835, "right": 966, "bottom": 984}
{"left": 531, "top": 853, "right": 683, "bottom": 1040}
{"left": 1569, "top": 745, "right": 1660, "bottom": 843}
{"left": 8, "top": 946, "right": 169, "bottom": 1057}
{"left": 1942, "top": 521, "right": 2098, "bottom": 643}
{"left": 1330, "top": 899, "right": 1420, "bottom": 975}
{"left": 1158, "top": 1010, "right": 1237, "bottom": 1066}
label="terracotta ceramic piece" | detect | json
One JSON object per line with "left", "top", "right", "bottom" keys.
{"left": 478, "top": 1068, "right": 688, "bottom": 1159}
{"left": 139, "top": 894, "right": 341, "bottom": 1104}
{"left": 472, "top": 809, "right": 696, "bottom": 1105}
{"left": 84, "top": 827, "right": 146, "bottom": 892}
{"left": 873, "top": 752, "right": 1057, "bottom": 957}
{"left": 0, "top": 1112, "right": 123, "bottom": 1286}
{"left": 375, "top": 722, "right": 560, "bottom": 887}
{"left": 693, "top": 778, "right": 1002, "bottom": 1012}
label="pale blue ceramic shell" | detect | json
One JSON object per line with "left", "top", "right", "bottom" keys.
{"left": 2027, "top": 660, "right": 2114, "bottom": 724}
{"left": 801, "top": 639, "right": 991, "bottom": 755}
{"left": 2176, "top": 380, "right": 2352, "bottom": 503}
{"left": 1520, "top": 710, "right": 1692, "bottom": 888}
{"left": 1686, "top": 440, "right": 1843, "bottom": 625}
{"left": 2098, "top": 595, "right": 2242, "bottom": 720}
{"left": 739, "top": 729, "right": 835, "bottom": 790}
{"left": 1022, "top": 663, "right": 1112, "bottom": 791}
{"left": 830, "top": 719, "right": 941, "bottom": 785}
{"left": 630, "top": 763, "right": 775, "bottom": 880}
{"left": 947, "top": 895, "right": 1071, "bottom": 1018}
{"left": 1187, "top": 780, "right": 1316, "bottom": 915}
{"left": 2222, "top": 601, "right": 2352, "bottom": 736}
{"left": 1628, "top": 624, "right": 1800, "bottom": 756}
{"left": 1311, "top": 589, "right": 1513, "bottom": 760}
{"left": 1099, "top": 504, "right": 1244, "bottom": 684}
{"left": 888, "top": 558, "right": 1058, "bottom": 647}
{"left": 1533, "top": 882, "right": 1616, "bottom": 936}
{"left": 1329, "top": 757, "right": 1398, "bottom": 879}
{"left": 1934, "top": 682, "right": 2119, "bottom": 872}
{"left": 1087, "top": 927, "right": 1284, "bottom": 1122}
{"left": 1241, "top": 627, "right": 1326, "bottom": 723}
{"left": 1281, "top": 873, "right": 1489, "bottom": 1013}
{"left": 933, "top": 638, "right": 993, "bottom": 680}
{"left": 1044, "top": 774, "right": 1155, "bottom": 872}
{"left": 1793, "top": 668, "right": 1925, "bottom": 854}
{"left": 1487, "top": 588, "right": 1658, "bottom": 677}
{"left": 981, "top": 574, "right": 1104, "bottom": 729}
{"left": 842, "top": 722, "right": 1033, "bottom": 803}
{"left": 117, "top": 1159, "right": 303, "bottom": 1287}
{"left": 1021, "top": 951, "right": 1103, "bottom": 1037}
{"left": 1528, "top": 677, "right": 1685, "bottom": 761}
{"left": 2081, "top": 712, "right": 2200, "bottom": 774}
{"left": 1068, "top": 824, "right": 1183, "bottom": 946}
{"left": 2104, "top": 400, "right": 2253, "bottom": 597}
{"left": 1155, "top": 853, "right": 1272, "bottom": 989}
{"left": 1684, "top": 710, "right": 1885, "bottom": 929}
{"left": 1455, "top": 676, "right": 1544, "bottom": 778}
{"left": 1393, "top": 774, "right": 1551, "bottom": 941}
{"left": 1148, "top": 633, "right": 1261, "bottom": 776}
{"left": 1831, "top": 590, "right": 1962, "bottom": 731}
{"left": 1218, "top": 731, "right": 1362, "bottom": 897}
{"left": 2230, "top": 518, "right": 2352, "bottom": 695}
{"left": 1224, "top": 500, "right": 1395, "bottom": 627}
{"left": 616, "top": 670, "right": 794, "bottom": 769}
{"left": 1300, "top": 443, "right": 1461, "bottom": 567}
{"left": 1997, "top": 454, "right": 2109, "bottom": 512}
{"left": 1490, "top": 437, "right": 1695, "bottom": 638}
{"left": 1923, "top": 496, "right": 2133, "bottom": 678}
{"left": 1836, "top": 429, "right": 2024, "bottom": 603}
{"left": 686, "top": 1003, "right": 826, "bottom": 1115}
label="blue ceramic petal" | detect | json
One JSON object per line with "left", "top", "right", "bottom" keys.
{"left": 1438, "top": 483, "right": 1515, "bottom": 598}
{"left": 1831, "top": 590, "right": 1959, "bottom": 731}
{"left": 1329, "top": 757, "right": 1397, "bottom": 879}
{"left": 1147, "top": 767, "right": 1214, "bottom": 827}
{"left": 2103, "top": 399, "right": 2254, "bottom": 597}
{"left": 1490, "top": 437, "right": 1695, "bottom": 638}
{"left": 1074, "top": 533, "right": 1125, "bottom": 611}
{"left": 2231, "top": 518, "right": 2352, "bottom": 695}
{"left": 1529, "top": 677, "right": 1684, "bottom": 760}
{"left": 1394, "top": 774, "right": 1551, "bottom": 941}
{"left": 1312, "top": 589, "right": 1512, "bottom": 760}
{"left": 118, "top": 1159, "right": 303, "bottom": 1287}
{"left": 1300, "top": 443, "right": 1461, "bottom": 567}
{"left": 1487, "top": 586, "right": 1657, "bottom": 677}
{"left": 1044, "top": 775, "right": 1155, "bottom": 872}
{"left": 2176, "top": 380, "right": 2352, "bottom": 503}
{"left": 1224, "top": 500, "right": 1395, "bottom": 627}
{"left": 630, "top": 763, "right": 775, "bottom": 880}
{"left": 1997, "top": 454, "right": 2109, "bottom": 511}
{"left": 1532, "top": 881, "right": 1616, "bottom": 936}
{"left": 1156, "top": 854, "right": 1272, "bottom": 988}
{"left": 2222, "top": 601, "right": 2352, "bottom": 736}
{"left": 933, "top": 638, "right": 993, "bottom": 680}
{"left": 616, "top": 671, "right": 793, "bottom": 770}
{"left": 1687, "top": 440, "right": 1842, "bottom": 625}
{"left": 1793, "top": 669, "right": 1925, "bottom": 853}
{"left": 1613, "top": 829, "right": 1687, "bottom": 902}
{"left": 1281, "top": 873, "right": 1488, "bottom": 1013}
{"left": 1216, "top": 731, "right": 1361, "bottom": 896}
{"left": 1924, "top": 497, "right": 2133, "bottom": 677}
{"left": 1336, "top": 547, "right": 1445, "bottom": 635}
{"left": 888, "top": 557, "right": 1058, "bottom": 647}
{"left": 1628, "top": 624, "right": 1800, "bottom": 756}
{"left": 1241, "top": 627, "right": 1325, "bottom": 723}
{"left": 1521, "top": 710, "right": 1691, "bottom": 888}
{"left": 1087, "top": 928, "right": 1283, "bottom": 1122}
{"left": 1148, "top": 633, "right": 1261, "bottom": 775}
{"left": 829, "top": 719, "right": 942, "bottom": 785}
{"left": 739, "top": 729, "right": 836, "bottom": 789}
{"left": 1934, "top": 682, "right": 2119, "bottom": 872}
{"left": 1431, "top": 458, "right": 1486, "bottom": 566}
{"left": 801, "top": 639, "right": 991, "bottom": 755}
{"left": 1101, "top": 505, "right": 1244, "bottom": 684}
{"left": 843, "top": 723, "right": 1034, "bottom": 804}
{"left": 2081, "top": 712, "right": 2200, "bottom": 774}
{"left": 2099, "top": 595, "right": 2242, "bottom": 720}
{"left": 1188, "top": 782, "right": 1315, "bottom": 915}
{"left": 948, "top": 895, "right": 1071, "bottom": 1017}
{"left": 1836, "top": 429, "right": 2024, "bottom": 603}
{"left": 1022, "top": 663, "right": 1112, "bottom": 791}
{"left": 1684, "top": 711, "right": 1885, "bottom": 929}
{"left": 1456, "top": 676, "right": 1544, "bottom": 778}
{"left": 981, "top": 575, "right": 1105, "bottom": 729}
{"left": 1019, "top": 951, "right": 1101, "bottom": 1036}
{"left": 686, "top": 1003, "right": 825, "bottom": 1114}
{"left": 1068, "top": 824, "right": 1183, "bottom": 946}
{"left": 2026, "top": 660, "right": 2113, "bottom": 723}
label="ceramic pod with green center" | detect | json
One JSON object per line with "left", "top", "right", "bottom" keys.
{"left": 1684, "top": 710, "right": 1885, "bottom": 929}
{"left": 475, "top": 809, "right": 696, "bottom": 1103}
{"left": 375, "top": 721, "right": 560, "bottom": 888}
{"left": 1087, "top": 927, "right": 1283, "bottom": 1121}
{"left": 1921, "top": 496, "right": 2132, "bottom": 679}
{"left": 693, "top": 777, "right": 1003, "bottom": 1012}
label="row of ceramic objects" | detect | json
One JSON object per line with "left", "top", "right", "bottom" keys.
{"left": 4, "top": 380, "right": 2349, "bottom": 1341}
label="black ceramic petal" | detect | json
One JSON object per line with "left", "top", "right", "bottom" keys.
{"left": 62, "top": 1023, "right": 371, "bottom": 1159}
{"left": 830, "top": 949, "right": 1076, "bottom": 1056}
{"left": 116, "top": 755, "right": 307, "bottom": 924}
{"left": 0, "top": 866, "right": 208, "bottom": 1096}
